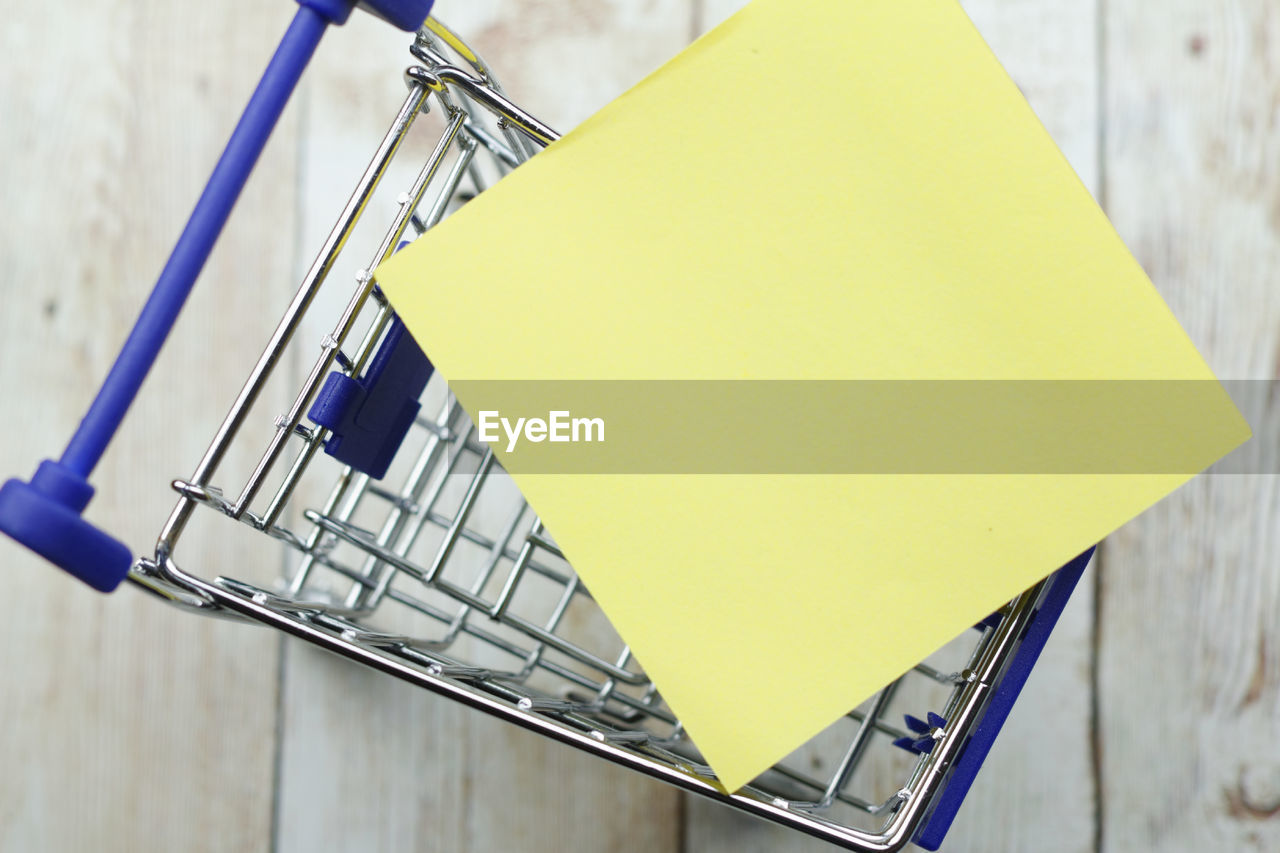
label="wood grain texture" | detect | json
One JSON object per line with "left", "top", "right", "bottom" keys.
{"left": 0, "top": 1, "right": 292, "bottom": 850}
{"left": 273, "top": 5, "right": 690, "bottom": 852}
{"left": 1099, "top": 1, "right": 1280, "bottom": 850}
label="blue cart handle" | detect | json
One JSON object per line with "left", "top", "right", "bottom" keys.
{"left": 0, "top": 0, "right": 435, "bottom": 592}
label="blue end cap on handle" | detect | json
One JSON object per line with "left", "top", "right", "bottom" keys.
{"left": 912, "top": 548, "right": 1095, "bottom": 851}
{"left": 0, "top": 461, "right": 133, "bottom": 593}
{"left": 308, "top": 316, "right": 433, "bottom": 481}
{"left": 355, "top": 0, "right": 435, "bottom": 31}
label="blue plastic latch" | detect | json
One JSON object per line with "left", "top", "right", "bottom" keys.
{"left": 0, "top": 460, "right": 133, "bottom": 592}
{"left": 308, "top": 316, "right": 432, "bottom": 480}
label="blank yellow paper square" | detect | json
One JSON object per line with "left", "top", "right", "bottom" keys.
{"left": 377, "top": 0, "right": 1250, "bottom": 791}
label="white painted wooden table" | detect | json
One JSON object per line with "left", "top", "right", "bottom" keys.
{"left": 0, "top": 2, "right": 1275, "bottom": 851}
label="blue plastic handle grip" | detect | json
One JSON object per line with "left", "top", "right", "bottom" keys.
{"left": 0, "top": 0, "right": 433, "bottom": 592}
{"left": 61, "top": 6, "right": 331, "bottom": 479}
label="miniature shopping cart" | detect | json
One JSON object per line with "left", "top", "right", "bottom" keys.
{"left": 0, "top": 3, "right": 1092, "bottom": 850}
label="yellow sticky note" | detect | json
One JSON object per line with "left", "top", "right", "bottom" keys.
{"left": 377, "top": 0, "right": 1250, "bottom": 791}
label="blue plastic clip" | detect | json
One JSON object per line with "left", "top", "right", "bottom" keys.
{"left": 893, "top": 712, "right": 948, "bottom": 756}
{"left": 0, "top": 0, "right": 434, "bottom": 592}
{"left": 308, "top": 317, "right": 433, "bottom": 480}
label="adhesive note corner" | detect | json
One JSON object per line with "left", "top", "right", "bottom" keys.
{"left": 375, "top": 0, "right": 1250, "bottom": 792}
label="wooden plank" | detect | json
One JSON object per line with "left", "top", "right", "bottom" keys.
{"left": 682, "top": 1, "right": 1099, "bottom": 851}
{"left": 273, "top": 7, "right": 691, "bottom": 851}
{"left": 0, "top": 1, "right": 293, "bottom": 850}
{"left": 1099, "top": 1, "right": 1280, "bottom": 850}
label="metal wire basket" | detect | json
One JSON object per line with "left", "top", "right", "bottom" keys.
{"left": 2, "top": 13, "right": 1089, "bottom": 852}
